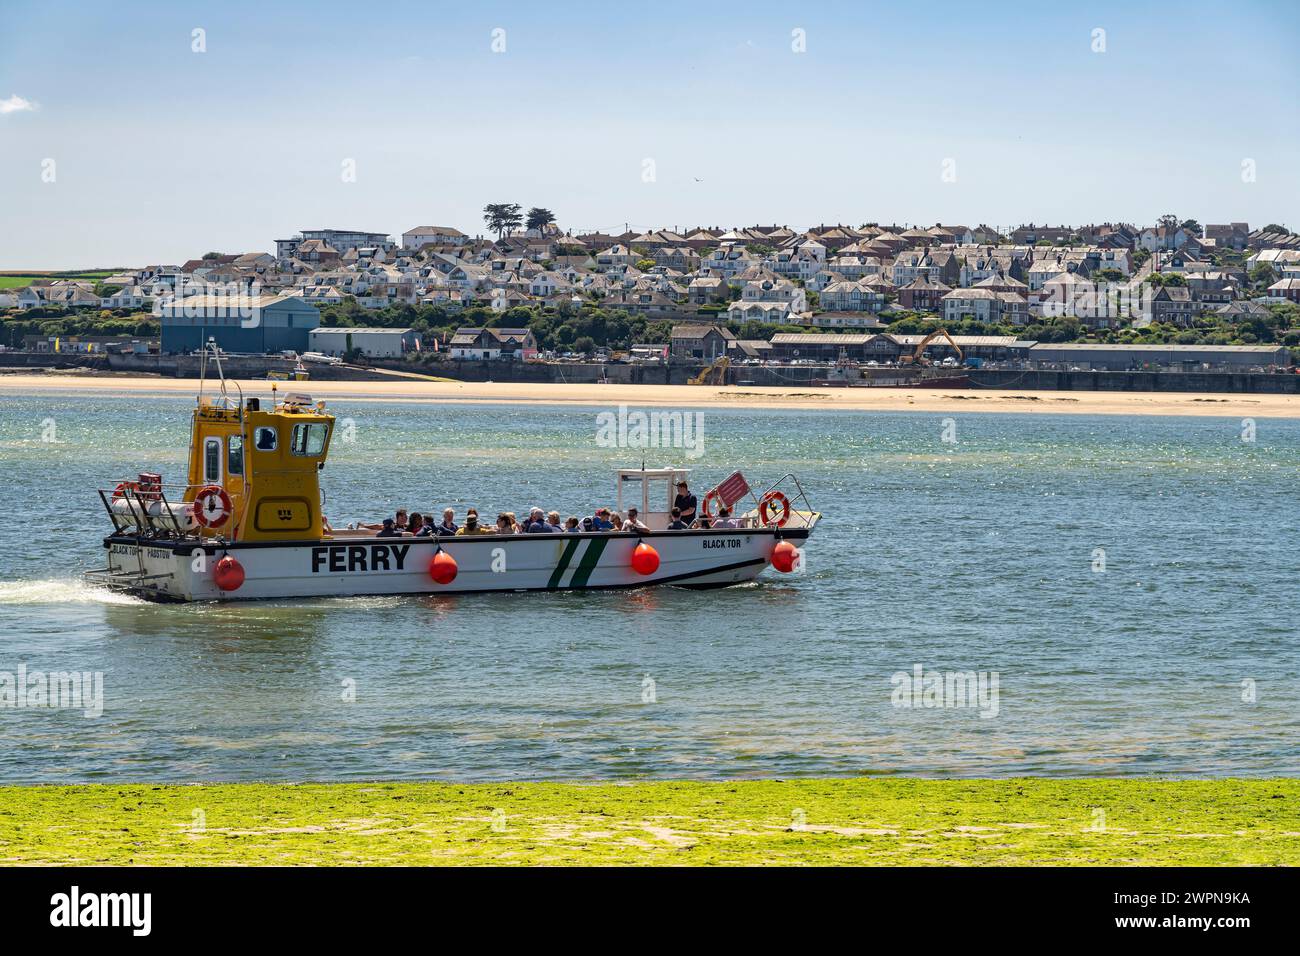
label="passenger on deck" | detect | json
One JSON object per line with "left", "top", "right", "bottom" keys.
{"left": 376, "top": 517, "right": 401, "bottom": 537}
{"left": 591, "top": 508, "right": 614, "bottom": 531}
{"left": 609, "top": 512, "right": 624, "bottom": 531}
{"left": 667, "top": 507, "right": 689, "bottom": 530}
{"left": 361, "top": 508, "right": 406, "bottom": 532}
{"left": 504, "top": 511, "right": 520, "bottom": 533}
{"left": 525, "top": 508, "right": 555, "bottom": 532}
{"left": 547, "top": 511, "right": 563, "bottom": 532}
{"left": 580, "top": 516, "right": 596, "bottom": 532}
{"left": 496, "top": 513, "right": 513, "bottom": 533}
{"left": 457, "top": 509, "right": 493, "bottom": 535}
{"left": 712, "top": 505, "right": 738, "bottom": 529}
{"left": 414, "top": 515, "right": 435, "bottom": 536}
{"left": 624, "top": 508, "right": 648, "bottom": 531}
{"left": 437, "top": 508, "right": 458, "bottom": 536}
{"left": 406, "top": 512, "right": 423, "bottom": 537}
{"left": 564, "top": 516, "right": 580, "bottom": 531}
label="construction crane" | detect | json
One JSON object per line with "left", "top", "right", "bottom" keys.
{"left": 689, "top": 355, "right": 730, "bottom": 385}
{"left": 899, "top": 329, "right": 964, "bottom": 367}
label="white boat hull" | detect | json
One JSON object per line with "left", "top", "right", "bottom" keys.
{"left": 90, "top": 526, "right": 814, "bottom": 602}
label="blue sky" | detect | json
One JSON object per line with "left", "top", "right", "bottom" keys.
{"left": 1, "top": 0, "right": 1297, "bottom": 268}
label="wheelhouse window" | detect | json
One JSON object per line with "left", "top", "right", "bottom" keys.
{"left": 204, "top": 437, "right": 222, "bottom": 483}
{"left": 290, "top": 422, "right": 329, "bottom": 456}
{"left": 228, "top": 434, "right": 244, "bottom": 476}
{"left": 253, "top": 427, "right": 278, "bottom": 451}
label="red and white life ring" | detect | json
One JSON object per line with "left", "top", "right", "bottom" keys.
{"left": 758, "top": 491, "right": 791, "bottom": 528}
{"left": 700, "top": 488, "right": 724, "bottom": 521}
{"left": 193, "top": 485, "right": 233, "bottom": 528}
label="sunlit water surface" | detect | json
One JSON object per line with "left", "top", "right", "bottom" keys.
{"left": 0, "top": 393, "right": 1296, "bottom": 782}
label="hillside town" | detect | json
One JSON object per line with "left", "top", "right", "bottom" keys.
{"left": 3, "top": 210, "right": 1299, "bottom": 374}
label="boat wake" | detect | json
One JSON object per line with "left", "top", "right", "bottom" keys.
{"left": 0, "top": 578, "right": 145, "bottom": 606}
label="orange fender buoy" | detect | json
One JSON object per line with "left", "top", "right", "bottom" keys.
{"left": 770, "top": 540, "right": 798, "bottom": 573}
{"left": 214, "top": 555, "right": 245, "bottom": 591}
{"left": 631, "top": 541, "right": 660, "bottom": 575}
{"left": 429, "top": 550, "right": 458, "bottom": 585}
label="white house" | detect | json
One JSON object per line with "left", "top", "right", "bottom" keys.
{"left": 16, "top": 287, "right": 45, "bottom": 309}
{"left": 402, "top": 225, "right": 469, "bottom": 249}
{"left": 300, "top": 284, "right": 345, "bottom": 304}
{"left": 448, "top": 327, "right": 538, "bottom": 360}
{"left": 101, "top": 286, "right": 147, "bottom": 309}
{"left": 942, "top": 288, "right": 1003, "bottom": 323}
{"left": 726, "top": 300, "right": 802, "bottom": 324}
{"left": 740, "top": 276, "right": 807, "bottom": 312}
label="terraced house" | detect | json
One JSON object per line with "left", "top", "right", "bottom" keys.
{"left": 18, "top": 216, "right": 1293, "bottom": 361}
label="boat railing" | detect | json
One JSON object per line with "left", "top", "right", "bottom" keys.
{"left": 750, "top": 473, "right": 818, "bottom": 530}
{"left": 97, "top": 480, "right": 205, "bottom": 539}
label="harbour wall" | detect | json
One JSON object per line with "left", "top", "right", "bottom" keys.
{"left": 1, "top": 352, "right": 1297, "bottom": 393}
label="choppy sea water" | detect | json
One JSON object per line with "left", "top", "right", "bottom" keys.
{"left": 0, "top": 391, "right": 1296, "bottom": 783}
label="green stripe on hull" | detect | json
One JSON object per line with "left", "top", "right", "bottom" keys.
{"left": 546, "top": 537, "right": 582, "bottom": 589}
{"left": 567, "top": 537, "right": 610, "bottom": 589}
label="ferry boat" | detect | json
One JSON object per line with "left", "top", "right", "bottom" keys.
{"left": 86, "top": 347, "right": 819, "bottom": 602}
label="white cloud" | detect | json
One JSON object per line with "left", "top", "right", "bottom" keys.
{"left": 0, "top": 94, "right": 37, "bottom": 114}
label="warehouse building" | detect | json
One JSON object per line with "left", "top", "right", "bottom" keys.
{"left": 767, "top": 333, "right": 878, "bottom": 362}
{"left": 767, "top": 333, "right": 1021, "bottom": 363}
{"left": 1026, "top": 343, "right": 1292, "bottom": 370}
{"left": 889, "top": 334, "right": 1021, "bottom": 363}
{"left": 158, "top": 293, "right": 321, "bottom": 354}
{"left": 307, "top": 327, "right": 420, "bottom": 358}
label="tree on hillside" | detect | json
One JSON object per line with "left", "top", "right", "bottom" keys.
{"left": 525, "top": 207, "right": 556, "bottom": 233}
{"left": 1180, "top": 219, "right": 1202, "bottom": 237}
{"left": 483, "top": 203, "right": 523, "bottom": 239}
{"left": 1248, "top": 264, "right": 1276, "bottom": 288}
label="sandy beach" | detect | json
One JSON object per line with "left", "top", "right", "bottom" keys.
{"left": 0, "top": 370, "right": 1297, "bottom": 418}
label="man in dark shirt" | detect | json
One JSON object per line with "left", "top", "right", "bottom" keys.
{"left": 375, "top": 518, "right": 400, "bottom": 537}
{"left": 436, "top": 508, "right": 458, "bottom": 536}
{"left": 673, "top": 480, "right": 697, "bottom": 526}
{"left": 667, "top": 506, "right": 689, "bottom": 530}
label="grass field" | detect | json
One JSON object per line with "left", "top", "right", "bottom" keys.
{"left": 0, "top": 271, "right": 116, "bottom": 288}
{"left": 1, "top": 778, "right": 1297, "bottom": 866}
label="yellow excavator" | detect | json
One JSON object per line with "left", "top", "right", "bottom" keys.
{"left": 689, "top": 355, "right": 730, "bottom": 385}
{"left": 899, "top": 329, "right": 963, "bottom": 367}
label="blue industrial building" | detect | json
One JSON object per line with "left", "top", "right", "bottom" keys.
{"left": 159, "top": 293, "right": 321, "bottom": 354}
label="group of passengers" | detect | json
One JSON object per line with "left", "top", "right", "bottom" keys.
{"left": 362, "top": 480, "right": 744, "bottom": 536}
